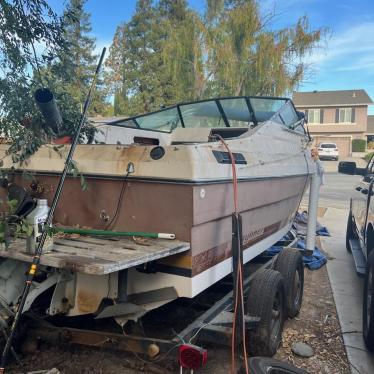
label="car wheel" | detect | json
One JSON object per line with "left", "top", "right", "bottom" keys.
{"left": 274, "top": 248, "right": 304, "bottom": 318}
{"left": 240, "top": 356, "right": 308, "bottom": 374}
{"left": 363, "top": 251, "right": 374, "bottom": 351}
{"left": 346, "top": 211, "right": 355, "bottom": 253}
{"left": 246, "top": 269, "right": 286, "bottom": 356}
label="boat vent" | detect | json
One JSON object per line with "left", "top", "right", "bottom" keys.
{"left": 134, "top": 136, "right": 160, "bottom": 145}
{"left": 212, "top": 150, "right": 247, "bottom": 165}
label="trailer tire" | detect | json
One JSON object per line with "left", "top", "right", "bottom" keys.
{"left": 246, "top": 269, "right": 285, "bottom": 357}
{"left": 239, "top": 356, "right": 308, "bottom": 374}
{"left": 274, "top": 248, "right": 304, "bottom": 318}
{"left": 363, "top": 250, "right": 374, "bottom": 351}
{"left": 346, "top": 211, "right": 355, "bottom": 253}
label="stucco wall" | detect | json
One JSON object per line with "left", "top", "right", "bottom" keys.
{"left": 297, "top": 105, "right": 368, "bottom": 134}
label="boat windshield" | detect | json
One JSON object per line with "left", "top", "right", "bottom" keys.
{"left": 112, "top": 96, "right": 302, "bottom": 133}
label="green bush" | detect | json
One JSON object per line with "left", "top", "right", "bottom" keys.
{"left": 352, "top": 139, "right": 366, "bottom": 152}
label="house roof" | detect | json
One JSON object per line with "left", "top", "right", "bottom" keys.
{"left": 367, "top": 115, "right": 374, "bottom": 134}
{"left": 293, "top": 89, "right": 373, "bottom": 107}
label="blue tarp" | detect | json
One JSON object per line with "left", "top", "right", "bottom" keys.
{"left": 263, "top": 210, "right": 330, "bottom": 270}
{"left": 266, "top": 239, "right": 327, "bottom": 270}
{"left": 292, "top": 211, "right": 330, "bottom": 237}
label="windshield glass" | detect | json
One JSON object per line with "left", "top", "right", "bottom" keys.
{"left": 320, "top": 144, "right": 337, "bottom": 148}
{"left": 117, "top": 107, "right": 181, "bottom": 132}
{"left": 249, "top": 98, "right": 286, "bottom": 122}
{"left": 111, "top": 96, "right": 302, "bottom": 133}
{"left": 219, "top": 98, "right": 253, "bottom": 127}
{"left": 179, "top": 101, "right": 225, "bottom": 128}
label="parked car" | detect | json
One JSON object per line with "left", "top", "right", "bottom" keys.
{"left": 339, "top": 157, "right": 374, "bottom": 351}
{"left": 317, "top": 143, "right": 339, "bottom": 161}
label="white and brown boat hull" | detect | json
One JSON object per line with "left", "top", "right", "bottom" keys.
{"left": 0, "top": 118, "right": 314, "bottom": 303}
{"left": 1, "top": 171, "right": 309, "bottom": 298}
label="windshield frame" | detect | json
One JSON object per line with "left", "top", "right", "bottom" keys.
{"left": 108, "top": 95, "right": 302, "bottom": 134}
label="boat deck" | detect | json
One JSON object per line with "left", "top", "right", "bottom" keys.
{"left": 0, "top": 236, "right": 190, "bottom": 275}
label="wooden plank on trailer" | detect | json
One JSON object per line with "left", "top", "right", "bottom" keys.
{"left": 0, "top": 237, "right": 190, "bottom": 275}
{"left": 54, "top": 237, "right": 171, "bottom": 253}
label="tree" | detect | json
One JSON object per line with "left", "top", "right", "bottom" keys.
{"left": 0, "top": 0, "right": 64, "bottom": 77}
{"left": 113, "top": 87, "right": 129, "bottom": 116}
{"left": 52, "top": 0, "right": 108, "bottom": 115}
{"left": 157, "top": 0, "right": 204, "bottom": 103}
{"left": 202, "top": 0, "right": 324, "bottom": 97}
{"left": 0, "top": 0, "right": 82, "bottom": 163}
{"left": 123, "top": 0, "right": 165, "bottom": 114}
{"left": 106, "top": 1, "right": 160, "bottom": 115}
{"left": 106, "top": 0, "right": 203, "bottom": 114}
{"left": 0, "top": 0, "right": 63, "bottom": 137}
{"left": 106, "top": 24, "right": 131, "bottom": 115}
{"left": 105, "top": 0, "right": 325, "bottom": 112}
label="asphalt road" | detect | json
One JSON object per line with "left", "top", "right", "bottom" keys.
{"left": 302, "top": 161, "right": 362, "bottom": 209}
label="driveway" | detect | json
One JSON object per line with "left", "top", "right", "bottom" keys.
{"left": 302, "top": 160, "right": 374, "bottom": 374}
{"left": 302, "top": 168, "right": 361, "bottom": 209}
{"left": 320, "top": 160, "right": 339, "bottom": 173}
{"left": 320, "top": 208, "right": 374, "bottom": 374}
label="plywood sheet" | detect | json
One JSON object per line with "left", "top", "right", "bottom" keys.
{"left": 0, "top": 236, "right": 190, "bottom": 275}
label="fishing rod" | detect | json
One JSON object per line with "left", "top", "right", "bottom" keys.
{"left": 0, "top": 47, "right": 106, "bottom": 373}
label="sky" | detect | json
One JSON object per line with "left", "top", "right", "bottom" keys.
{"left": 49, "top": 0, "right": 374, "bottom": 113}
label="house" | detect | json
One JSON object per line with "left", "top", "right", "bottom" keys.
{"left": 293, "top": 89, "right": 373, "bottom": 157}
{"left": 366, "top": 115, "right": 374, "bottom": 145}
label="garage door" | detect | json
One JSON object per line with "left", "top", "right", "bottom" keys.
{"left": 313, "top": 136, "right": 351, "bottom": 158}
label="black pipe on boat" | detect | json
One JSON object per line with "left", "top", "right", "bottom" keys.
{"left": 34, "top": 88, "right": 63, "bottom": 134}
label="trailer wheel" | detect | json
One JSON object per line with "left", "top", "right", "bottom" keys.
{"left": 363, "top": 251, "right": 374, "bottom": 351}
{"left": 240, "top": 356, "right": 307, "bottom": 374}
{"left": 346, "top": 211, "right": 355, "bottom": 253}
{"left": 246, "top": 269, "right": 285, "bottom": 356}
{"left": 0, "top": 316, "right": 29, "bottom": 357}
{"left": 274, "top": 248, "right": 304, "bottom": 318}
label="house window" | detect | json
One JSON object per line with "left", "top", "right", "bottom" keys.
{"left": 339, "top": 108, "right": 352, "bottom": 123}
{"left": 308, "top": 109, "right": 320, "bottom": 124}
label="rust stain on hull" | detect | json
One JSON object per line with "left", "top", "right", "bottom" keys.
{"left": 76, "top": 291, "right": 102, "bottom": 314}
{"left": 191, "top": 221, "right": 281, "bottom": 276}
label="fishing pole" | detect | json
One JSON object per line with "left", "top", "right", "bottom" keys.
{"left": 0, "top": 47, "right": 106, "bottom": 373}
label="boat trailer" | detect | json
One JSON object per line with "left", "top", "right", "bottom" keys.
{"left": 14, "top": 227, "right": 300, "bottom": 371}
{"left": 0, "top": 165, "right": 322, "bottom": 372}
{"left": 24, "top": 246, "right": 285, "bottom": 366}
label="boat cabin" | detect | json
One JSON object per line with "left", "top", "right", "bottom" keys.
{"left": 92, "top": 96, "right": 305, "bottom": 145}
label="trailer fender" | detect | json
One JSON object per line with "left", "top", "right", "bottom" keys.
{"left": 23, "top": 271, "right": 72, "bottom": 313}
{"left": 0, "top": 259, "right": 64, "bottom": 318}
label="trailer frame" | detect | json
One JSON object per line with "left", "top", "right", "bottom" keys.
{"left": 20, "top": 228, "right": 302, "bottom": 363}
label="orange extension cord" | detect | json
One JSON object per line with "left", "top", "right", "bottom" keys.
{"left": 214, "top": 135, "right": 249, "bottom": 374}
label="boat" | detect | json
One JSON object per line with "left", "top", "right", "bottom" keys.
{"left": 0, "top": 96, "right": 315, "bottom": 317}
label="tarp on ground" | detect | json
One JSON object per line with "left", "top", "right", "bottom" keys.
{"left": 292, "top": 211, "right": 330, "bottom": 237}
{"left": 266, "top": 239, "right": 327, "bottom": 270}
{"left": 265, "top": 210, "right": 329, "bottom": 270}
